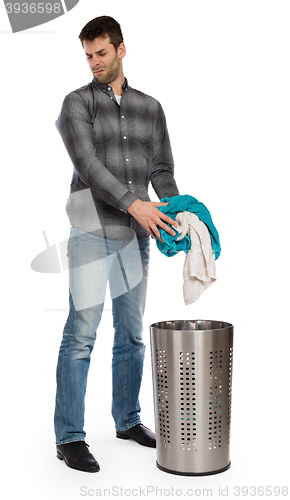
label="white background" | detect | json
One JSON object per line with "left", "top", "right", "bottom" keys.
{"left": 1, "top": 1, "right": 289, "bottom": 499}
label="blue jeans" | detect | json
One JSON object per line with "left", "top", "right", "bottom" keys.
{"left": 54, "top": 227, "right": 150, "bottom": 445}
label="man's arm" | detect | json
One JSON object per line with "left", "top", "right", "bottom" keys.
{"left": 56, "top": 91, "right": 138, "bottom": 212}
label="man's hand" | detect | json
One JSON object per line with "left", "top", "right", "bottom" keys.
{"left": 127, "top": 199, "right": 178, "bottom": 242}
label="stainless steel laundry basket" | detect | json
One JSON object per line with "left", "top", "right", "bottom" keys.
{"left": 150, "top": 320, "right": 234, "bottom": 476}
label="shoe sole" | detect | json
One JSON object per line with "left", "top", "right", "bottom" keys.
{"left": 116, "top": 432, "right": 156, "bottom": 448}
{"left": 116, "top": 432, "right": 130, "bottom": 440}
{"left": 57, "top": 451, "right": 100, "bottom": 473}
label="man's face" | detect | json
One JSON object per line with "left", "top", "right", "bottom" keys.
{"left": 84, "top": 36, "right": 125, "bottom": 85}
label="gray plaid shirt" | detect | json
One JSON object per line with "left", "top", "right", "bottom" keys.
{"left": 56, "top": 77, "right": 179, "bottom": 238}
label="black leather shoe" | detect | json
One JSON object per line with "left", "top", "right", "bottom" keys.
{"left": 116, "top": 424, "right": 156, "bottom": 448}
{"left": 56, "top": 441, "right": 100, "bottom": 472}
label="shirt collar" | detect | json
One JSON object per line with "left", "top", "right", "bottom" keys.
{"left": 92, "top": 77, "right": 128, "bottom": 93}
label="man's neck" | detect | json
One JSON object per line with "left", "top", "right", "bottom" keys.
{"left": 110, "top": 74, "right": 125, "bottom": 96}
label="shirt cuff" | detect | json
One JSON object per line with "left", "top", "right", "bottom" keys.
{"left": 117, "top": 191, "right": 139, "bottom": 213}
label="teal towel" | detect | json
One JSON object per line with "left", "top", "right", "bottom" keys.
{"left": 156, "top": 194, "right": 221, "bottom": 259}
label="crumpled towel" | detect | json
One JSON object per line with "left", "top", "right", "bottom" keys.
{"left": 176, "top": 211, "right": 216, "bottom": 305}
{"left": 156, "top": 194, "right": 221, "bottom": 260}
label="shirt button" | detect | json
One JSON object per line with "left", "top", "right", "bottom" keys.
{"left": 123, "top": 136, "right": 127, "bottom": 139}
{"left": 126, "top": 158, "right": 129, "bottom": 162}
{"left": 108, "top": 86, "right": 111, "bottom": 90}
{"left": 121, "top": 115, "right": 125, "bottom": 119}
{"left": 128, "top": 180, "right": 132, "bottom": 184}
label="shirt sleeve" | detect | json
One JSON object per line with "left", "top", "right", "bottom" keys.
{"left": 55, "top": 91, "right": 138, "bottom": 212}
{"left": 150, "top": 102, "right": 180, "bottom": 200}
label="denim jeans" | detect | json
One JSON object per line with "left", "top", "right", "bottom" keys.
{"left": 54, "top": 227, "right": 150, "bottom": 445}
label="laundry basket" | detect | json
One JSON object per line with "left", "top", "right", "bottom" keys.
{"left": 150, "top": 320, "right": 234, "bottom": 476}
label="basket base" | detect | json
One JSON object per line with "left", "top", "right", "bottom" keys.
{"left": 156, "top": 461, "right": 231, "bottom": 476}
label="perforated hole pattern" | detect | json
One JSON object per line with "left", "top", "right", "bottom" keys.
{"left": 209, "top": 350, "right": 223, "bottom": 450}
{"left": 156, "top": 350, "right": 170, "bottom": 445}
{"left": 180, "top": 351, "right": 197, "bottom": 451}
{"left": 155, "top": 346, "right": 233, "bottom": 451}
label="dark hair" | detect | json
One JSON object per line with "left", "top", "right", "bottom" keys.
{"left": 79, "top": 16, "right": 124, "bottom": 51}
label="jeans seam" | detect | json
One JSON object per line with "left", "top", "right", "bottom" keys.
{"left": 120, "top": 237, "right": 130, "bottom": 427}
{"left": 60, "top": 229, "right": 76, "bottom": 442}
{"left": 117, "top": 268, "right": 129, "bottom": 427}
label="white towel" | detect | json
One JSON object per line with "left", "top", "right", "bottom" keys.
{"left": 176, "top": 211, "right": 216, "bottom": 305}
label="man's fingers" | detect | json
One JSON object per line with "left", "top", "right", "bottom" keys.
{"left": 157, "top": 213, "right": 177, "bottom": 235}
{"left": 150, "top": 218, "right": 175, "bottom": 240}
{"left": 146, "top": 220, "right": 164, "bottom": 242}
{"left": 153, "top": 228, "right": 164, "bottom": 243}
{"left": 155, "top": 205, "right": 178, "bottom": 229}
{"left": 162, "top": 214, "right": 178, "bottom": 228}
{"left": 158, "top": 221, "right": 176, "bottom": 236}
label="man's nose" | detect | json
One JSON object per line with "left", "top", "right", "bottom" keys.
{"left": 90, "top": 56, "right": 100, "bottom": 68}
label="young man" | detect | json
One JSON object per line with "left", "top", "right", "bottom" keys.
{"left": 54, "top": 16, "right": 179, "bottom": 473}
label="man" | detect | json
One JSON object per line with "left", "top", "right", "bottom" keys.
{"left": 54, "top": 16, "right": 179, "bottom": 473}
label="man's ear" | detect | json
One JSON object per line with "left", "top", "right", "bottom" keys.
{"left": 118, "top": 43, "right": 126, "bottom": 60}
